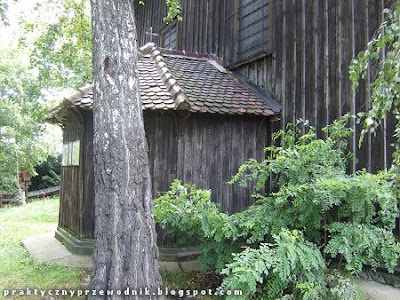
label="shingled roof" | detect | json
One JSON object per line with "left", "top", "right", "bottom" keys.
{"left": 59, "top": 43, "right": 280, "bottom": 117}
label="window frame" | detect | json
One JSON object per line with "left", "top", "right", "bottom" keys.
{"left": 160, "top": 20, "right": 178, "bottom": 49}
{"left": 224, "top": 0, "right": 272, "bottom": 68}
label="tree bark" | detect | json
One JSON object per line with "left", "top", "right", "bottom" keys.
{"left": 89, "top": 0, "right": 160, "bottom": 299}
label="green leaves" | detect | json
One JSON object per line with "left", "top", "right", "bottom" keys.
{"left": 219, "top": 230, "right": 327, "bottom": 300}
{"left": 325, "top": 223, "right": 400, "bottom": 274}
{"left": 154, "top": 119, "right": 399, "bottom": 299}
{"left": 164, "top": 0, "right": 182, "bottom": 23}
{"left": 0, "top": 0, "right": 90, "bottom": 191}
{"left": 0, "top": 47, "right": 52, "bottom": 191}
{"left": 24, "top": 0, "right": 92, "bottom": 89}
{"left": 350, "top": 0, "right": 400, "bottom": 157}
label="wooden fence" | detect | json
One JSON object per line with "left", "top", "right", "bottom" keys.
{"left": 27, "top": 186, "right": 60, "bottom": 199}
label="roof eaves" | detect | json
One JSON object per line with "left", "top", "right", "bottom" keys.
{"left": 232, "top": 71, "right": 282, "bottom": 114}
{"left": 140, "top": 42, "right": 190, "bottom": 110}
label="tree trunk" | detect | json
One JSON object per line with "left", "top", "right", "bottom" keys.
{"left": 89, "top": 0, "right": 160, "bottom": 298}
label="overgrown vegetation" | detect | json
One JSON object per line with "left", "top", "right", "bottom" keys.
{"left": 154, "top": 118, "right": 400, "bottom": 299}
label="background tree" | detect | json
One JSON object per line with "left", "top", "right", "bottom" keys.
{"left": 0, "top": 0, "right": 91, "bottom": 193}
{"left": 89, "top": 0, "right": 161, "bottom": 297}
{"left": 0, "top": 47, "right": 51, "bottom": 192}
{"left": 21, "top": 0, "right": 92, "bottom": 89}
{"left": 30, "top": 154, "right": 62, "bottom": 190}
{"left": 0, "top": 0, "right": 8, "bottom": 25}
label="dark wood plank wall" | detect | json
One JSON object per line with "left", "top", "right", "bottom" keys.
{"left": 75, "top": 111, "right": 271, "bottom": 237}
{"left": 59, "top": 109, "right": 84, "bottom": 236}
{"left": 234, "top": 0, "right": 395, "bottom": 173}
{"left": 145, "top": 112, "right": 271, "bottom": 213}
{"left": 134, "top": 0, "right": 226, "bottom": 57}
{"left": 134, "top": 0, "right": 395, "bottom": 173}
{"left": 81, "top": 111, "right": 95, "bottom": 237}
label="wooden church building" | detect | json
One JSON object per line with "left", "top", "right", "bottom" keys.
{"left": 52, "top": 43, "right": 280, "bottom": 254}
{"left": 53, "top": 0, "right": 396, "bottom": 254}
{"left": 134, "top": 0, "right": 396, "bottom": 172}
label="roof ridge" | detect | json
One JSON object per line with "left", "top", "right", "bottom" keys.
{"left": 64, "top": 84, "right": 92, "bottom": 103}
{"left": 140, "top": 43, "right": 190, "bottom": 110}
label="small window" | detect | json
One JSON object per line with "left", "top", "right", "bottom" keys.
{"left": 224, "top": 0, "right": 270, "bottom": 66}
{"left": 238, "top": 0, "right": 269, "bottom": 60}
{"left": 161, "top": 23, "right": 177, "bottom": 49}
{"left": 62, "top": 140, "right": 80, "bottom": 166}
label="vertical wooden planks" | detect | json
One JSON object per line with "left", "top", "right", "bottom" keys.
{"left": 183, "top": 116, "right": 194, "bottom": 184}
{"left": 223, "top": 117, "right": 233, "bottom": 211}
{"left": 285, "top": 0, "right": 296, "bottom": 126}
{"left": 208, "top": 117, "right": 220, "bottom": 204}
{"left": 369, "top": 0, "right": 385, "bottom": 172}
{"left": 316, "top": 0, "right": 327, "bottom": 137}
{"left": 218, "top": 0, "right": 225, "bottom": 57}
{"left": 338, "top": 0, "right": 354, "bottom": 171}
{"left": 353, "top": 0, "right": 369, "bottom": 170}
{"left": 276, "top": 0, "right": 286, "bottom": 130}
{"left": 187, "top": 0, "right": 194, "bottom": 51}
{"left": 312, "top": 0, "right": 319, "bottom": 133}
{"left": 233, "top": 0, "right": 393, "bottom": 171}
{"left": 82, "top": 111, "right": 95, "bottom": 237}
{"left": 198, "top": 0, "right": 205, "bottom": 53}
{"left": 323, "top": 0, "right": 330, "bottom": 137}
{"left": 295, "top": 0, "right": 305, "bottom": 132}
{"left": 133, "top": 0, "right": 395, "bottom": 178}
{"left": 59, "top": 110, "right": 84, "bottom": 236}
{"left": 193, "top": 0, "right": 199, "bottom": 53}
{"left": 230, "top": 119, "right": 241, "bottom": 211}
{"left": 304, "top": 0, "right": 315, "bottom": 126}
{"left": 214, "top": 0, "right": 220, "bottom": 55}
{"left": 180, "top": 0, "right": 188, "bottom": 50}
{"left": 326, "top": 0, "right": 339, "bottom": 124}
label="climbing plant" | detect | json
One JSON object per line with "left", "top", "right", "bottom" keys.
{"left": 350, "top": 0, "right": 400, "bottom": 162}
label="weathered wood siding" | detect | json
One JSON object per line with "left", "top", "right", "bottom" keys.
{"left": 67, "top": 111, "right": 272, "bottom": 238}
{"left": 59, "top": 109, "right": 83, "bottom": 236}
{"left": 135, "top": 0, "right": 227, "bottom": 58}
{"left": 134, "top": 0, "right": 395, "bottom": 172}
{"left": 81, "top": 111, "right": 95, "bottom": 237}
{"left": 145, "top": 111, "right": 271, "bottom": 213}
{"left": 234, "top": 0, "right": 395, "bottom": 173}
{"left": 59, "top": 109, "right": 94, "bottom": 238}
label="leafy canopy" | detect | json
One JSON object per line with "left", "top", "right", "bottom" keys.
{"left": 0, "top": 0, "right": 91, "bottom": 191}
{"left": 20, "top": 0, "right": 92, "bottom": 89}
{"left": 0, "top": 47, "right": 51, "bottom": 191}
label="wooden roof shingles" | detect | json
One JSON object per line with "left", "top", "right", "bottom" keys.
{"left": 59, "top": 43, "right": 280, "bottom": 117}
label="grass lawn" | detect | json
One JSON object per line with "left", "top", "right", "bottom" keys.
{"left": 0, "top": 197, "right": 88, "bottom": 299}
{"left": 0, "top": 196, "right": 220, "bottom": 299}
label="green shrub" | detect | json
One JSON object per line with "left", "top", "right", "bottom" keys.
{"left": 154, "top": 118, "right": 400, "bottom": 299}
{"left": 30, "top": 154, "right": 61, "bottom": 190}
{"left": 218, "top": 230, "right": 327, "bottom": 300}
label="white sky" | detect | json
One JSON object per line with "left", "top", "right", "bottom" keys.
{"left": 0, "top": 0, "right": 36, "bottom": 48}
{"left": 0, "top": 0, "right": 61, "bottom": 49}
